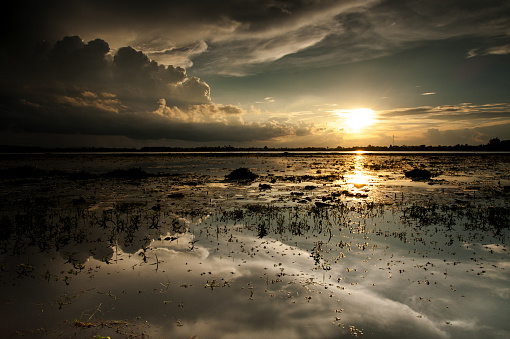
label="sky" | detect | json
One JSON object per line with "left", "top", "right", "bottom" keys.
{"left": 1, "top": 0, "right": 510, "bottom": 148}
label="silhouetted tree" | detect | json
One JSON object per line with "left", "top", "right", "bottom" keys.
{"left": 488, "top": 137, "right": 501, "bottom": 149}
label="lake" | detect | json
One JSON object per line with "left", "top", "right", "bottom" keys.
{"left": 0, "top": 152, "right": 509, "bottom": 338}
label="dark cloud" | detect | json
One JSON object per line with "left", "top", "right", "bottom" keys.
{"left": 3, "top": 95, "right": 296, "bottom": 142}
{"left": 378, "top": 107, "right": 434, "bottom": 118}
{"left": 3, "top": 1, "right": 509, "bottom": 75}
{"left": 337, "top": 11, "right": 372, "bottom": 34}
{"left": 203, "top": 0, "right": 510, "bottom": 74}
{"left": 2, "top": 1, "right": 510, "bottom": 146}
{"left": 1, "top": 36, "right": 200, "bottom": 109}
{"left": 0, "top": 35, "right": 306, "bottom": 143}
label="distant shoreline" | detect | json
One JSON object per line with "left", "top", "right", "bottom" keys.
{"left": 1, "top": 138, "right": 509, "bottom": 153}
{"left": 2, "top": 151, "right": 508, "bottom": 158}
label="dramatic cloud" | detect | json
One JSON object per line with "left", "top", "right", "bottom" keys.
{"left": 5, "top": 1, "right": 509, "bottom": 76}
{"left": 1, "top": 1, "right": 509, "bottom": 147}
{"left": 144, "top": 41, "right": 209, "bottom": 68}
{"left": 0, "top": 36, "right": 308, "bottom": 143}
{"left": 191, "top": 0, "right": 510, "bottom": 74}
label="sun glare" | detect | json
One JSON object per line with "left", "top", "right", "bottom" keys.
{"left": 334, "top": 108, "right": 375, "bottom": 131}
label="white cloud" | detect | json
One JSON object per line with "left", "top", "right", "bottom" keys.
{"left": 144, "top": 41, "right": 209, "bottom": 68}
{"left": 255, "top": 97, "right": 276, "bottom": 104}
{"left": 467, "top": 43, "right": 510, "bottom": 58}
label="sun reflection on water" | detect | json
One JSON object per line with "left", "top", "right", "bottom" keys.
{"left": 348, "top": 172, "right": 369, "bottom": 188}
{"left": 345, "top": 154, "right": 372, "bottom": 189}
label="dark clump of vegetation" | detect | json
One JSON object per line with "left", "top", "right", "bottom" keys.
{"left": 67, "top": 171, "right": 96, "bottom": 180}
{"left": 168, "top": 192, "right": 185, "bottom": 199}
{"left": 225, "top": 168, "right": 258, "bottom": 181}
{"left": 102, "top": 168, "right": 148, "bottom": 179}
{"left": 405, "top": 168, "right": 431, "bottom": 180}
{"left": 1, "top": 166, "right": 43, "bottom": 178}
{"left": 0, "top": 166, "right": 58, "bottom": 179}
{"left": 259, "top": 183, "right": 271, "bottom": 190}
{"left": 0, "top": 166, "right": 152, "bottom": 181}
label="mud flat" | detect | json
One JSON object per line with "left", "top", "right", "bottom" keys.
{"left": 0, "top": 153, "right": 509, "bottom": 338}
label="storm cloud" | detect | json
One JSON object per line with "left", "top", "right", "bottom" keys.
{"left": 2, "top": 1, "right": 510, "bottom": 147}
{"left": 0, "top": 36, "right": 304, "bottom": 142}
{"left": 4, "top": 1, "right": 509, "bottom": 75}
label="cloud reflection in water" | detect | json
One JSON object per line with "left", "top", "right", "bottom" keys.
{"left": 0, "top": 173, "right": 509, "bottom": 338}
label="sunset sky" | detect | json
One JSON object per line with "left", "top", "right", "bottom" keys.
{"left": 1, "top": 0, "right": 510, "bottom": 148}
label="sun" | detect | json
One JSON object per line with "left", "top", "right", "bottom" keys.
{"left": 334, "top": 108, "right": 375, "bottom": 131}
{"left": 344, "top": 108, "right": 374, "bottom": 131}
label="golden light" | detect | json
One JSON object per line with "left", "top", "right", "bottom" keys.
{"left": 347, "top": 172, "right": 369, "bottom": 189}
{"left": 346, "top": 154, "right": 370, "bottom": 189}
{"left": 334, "top": 108, "right": 375, "bottom": 132}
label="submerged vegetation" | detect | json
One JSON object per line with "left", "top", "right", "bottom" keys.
{"left": 0, "top": 166, "right": 153, "bottom": 180}
{"left": 0, "top": 153, "right": 509, "bottom": 338}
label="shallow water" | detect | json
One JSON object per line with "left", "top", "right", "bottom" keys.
{"left": 0, "top": 153, "right": 509, "bottom": 338}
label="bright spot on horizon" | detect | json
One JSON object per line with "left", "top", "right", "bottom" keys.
{"left": 334, "top": 108, "right": 375, "bottom": 132}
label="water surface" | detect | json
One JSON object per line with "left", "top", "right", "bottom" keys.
{"left": 0, "top": 153, "right": 508, "bottom": 338}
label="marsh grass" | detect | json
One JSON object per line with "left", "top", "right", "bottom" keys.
{"left": 1, "top": 194, "right": 507, "bottom": 282}
{"left": 1, "top": 153, "right": 509, "bottom": 338}
{"left": 402, "top": 203, "right": 510, "bottom": 239}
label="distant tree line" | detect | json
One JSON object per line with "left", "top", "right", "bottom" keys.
{"left": 343, "top": 138, "right": 510, "bottom": 152}
{"left": 1, "top": 138, "right": 509, "bottom": 153}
